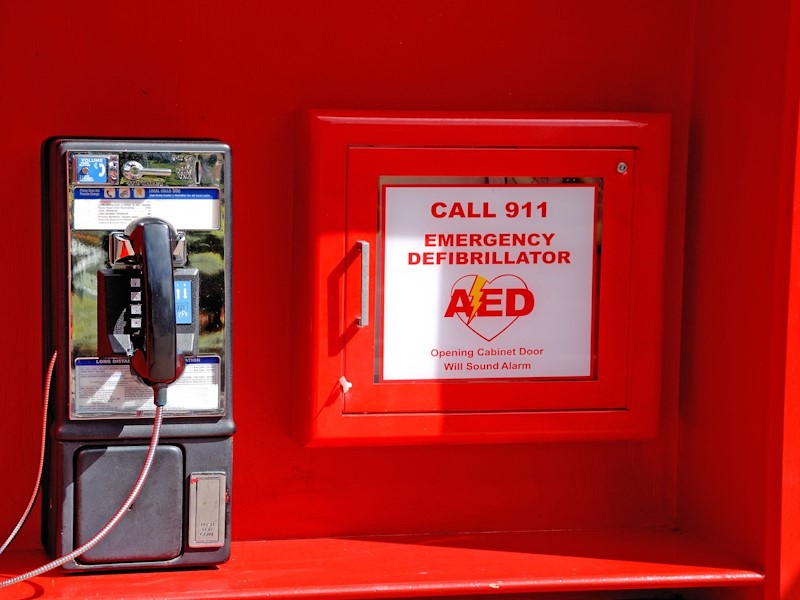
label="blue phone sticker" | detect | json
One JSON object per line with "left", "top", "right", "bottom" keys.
{"left": 76, "top": 156, "right": 108, "bottom": 183}
{"left": 175, "top": 280, "right": 192, "bottom": 324}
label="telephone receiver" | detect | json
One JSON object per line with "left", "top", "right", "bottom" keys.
{"left": 122, "top": 217, "right": 186, "bottom": 390}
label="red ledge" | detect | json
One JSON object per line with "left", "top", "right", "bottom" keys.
{"left": 0, "top": 529, "right": 763, "bottom": 599}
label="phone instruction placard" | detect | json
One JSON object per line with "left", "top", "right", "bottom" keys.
{"left": 72, "top": 187, "right": 221, "bottom": 230}
{"left": 73, "top": 355, "right": 222, "bottom": 417}
{"left": 380, "top": 185, "right": 597, "bottom": 382}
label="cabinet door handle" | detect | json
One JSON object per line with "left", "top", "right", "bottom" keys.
{"left": 356, "top": 241, "right": 369, "bottom": 327}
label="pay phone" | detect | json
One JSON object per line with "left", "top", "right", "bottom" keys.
{"left": 41, "top": 140, "right": 233, "bottom": 570}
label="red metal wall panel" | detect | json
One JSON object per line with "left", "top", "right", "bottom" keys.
{"left": 679, "top": 0, "right": 795, "bottom": 578}
{"left": 0, "top": 0, "right": 692, "bottom": 562}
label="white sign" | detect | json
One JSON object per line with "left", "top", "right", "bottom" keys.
{"left": 73, "top": 355, "right": 222, "bottom": 417}
{"left": 72, "top": 187, "right": 221, "bottom": 230}
{"left": 380, "top": 185, "right": 597, "bottom": 381}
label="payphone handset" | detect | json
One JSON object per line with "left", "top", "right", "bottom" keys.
{"left": 102, "top": 217, "right": 186, "bottom": 400}
{"left": 40, "top": 140, "right": 233, "bottom": 572}
{"left": 121, "top": 217, "right": 185, "bottom": 392}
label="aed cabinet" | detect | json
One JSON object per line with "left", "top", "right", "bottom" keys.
{"left": 294, "top": 110, "right": 672, "bottom": 445}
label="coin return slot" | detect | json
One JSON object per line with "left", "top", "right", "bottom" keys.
{"left": 188, "top": 472, "right": 226, "bottom": 548}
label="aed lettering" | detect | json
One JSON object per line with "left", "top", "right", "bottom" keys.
{"left": 445, "top": 287, "right": 534, "bottom": 319}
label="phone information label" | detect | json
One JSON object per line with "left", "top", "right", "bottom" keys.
{"left": 72, "top": 187, "right": 221, "bottom": 230}
{"left": 380, "top": 185, "right": 597, "bottom": 381}
{"left": 174, "top": 280, "right": 193, "bottom": 324}
{"left": 75, "top": 156, "right": 109, "bottom": 183}
{"left": 73, "top": 356, "right": 222, "bottom": 417}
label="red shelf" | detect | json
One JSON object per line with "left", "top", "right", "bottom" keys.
{"left": 0, "top": 529, "right": 763, "bottom": 599}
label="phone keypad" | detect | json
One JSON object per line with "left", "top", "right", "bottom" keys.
{"left": 129, "top": 276, "right": 143, "bottom": 335}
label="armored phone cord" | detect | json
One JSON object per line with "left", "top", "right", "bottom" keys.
{"left": 0, "top": 390, "right": 165, "bottom": 589}
{"left": 0, "top": 350, "right": 57, "bottom": 557}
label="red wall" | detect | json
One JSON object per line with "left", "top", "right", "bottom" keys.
{"left": 0, "top": 0, "right": 693, "bottom": 546}
{"left": 2, "top": 3, "right": 798, "bottom": 598}
{"left": 680, "top": 4, "right": 800, "bottom": 600}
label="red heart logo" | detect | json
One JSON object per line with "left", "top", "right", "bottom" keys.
{"left": 449, "top": 274, "right": 534, "bottom": 342}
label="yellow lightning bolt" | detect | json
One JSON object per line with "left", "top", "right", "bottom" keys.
{"left": 467, "top": 275, "right": 488, "bottom": 325}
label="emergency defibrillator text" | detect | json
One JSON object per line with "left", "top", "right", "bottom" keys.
{"left": 409, "top": 250, "right": 571, "bottom": 265}
{"left": 411, "top": 229, "right": 573, "bottom": 265}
